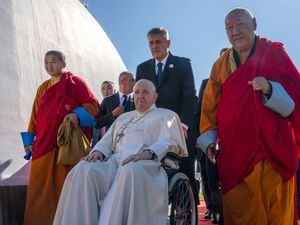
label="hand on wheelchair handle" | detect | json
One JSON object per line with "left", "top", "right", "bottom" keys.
{"left": 206, "top": 143, "right": 217, "bottom": 164}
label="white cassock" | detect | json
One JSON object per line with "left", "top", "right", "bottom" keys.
{"left": 53, "top": 105, "right": 188, "bottom": 225}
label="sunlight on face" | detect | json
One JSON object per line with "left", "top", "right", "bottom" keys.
{"left": 225, "top": 11, "right": 256, "bottom": 53}
{"left": 133, "top": 82, "right": 157, "bottom": 112}
{"left": 101, "top": 83, "right": 114, "bottom": 97}
{"left": 44, "top": 55, "right": 65, "bottom": 77}
{"left": 147, "top": 34, "right": 170, "bottom": 61}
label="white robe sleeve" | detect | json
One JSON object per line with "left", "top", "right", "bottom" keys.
{"left": 146, "top": 111, "right": 188, "bottom": 159}
{"left": 91, "top": 119, "right": 117, "bottom": 158}
{"left": 148, "top": 139, "right": 178, "bottom": 161}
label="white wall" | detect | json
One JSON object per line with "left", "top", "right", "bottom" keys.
{"left": 0, "top": 0, "right": 126, "bottom": 185}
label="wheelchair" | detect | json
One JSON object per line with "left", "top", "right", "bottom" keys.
{"left": 162, "top": 153, "right": 198, "bottom": 225}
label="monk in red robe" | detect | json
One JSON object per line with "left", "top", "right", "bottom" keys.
{"left": 23, "top": 50, "right": 98, "bottom": 225}
{"left": 198, "top": 8, "right": 300, "bottom": 224}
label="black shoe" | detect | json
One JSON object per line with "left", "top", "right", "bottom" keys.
{"left": 204, "top": 210, "right": 211, "bottom": 219}
{"left": 211, "top": 213, "right": 219, "bottom": 224}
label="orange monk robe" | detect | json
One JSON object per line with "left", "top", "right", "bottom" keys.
{"left": 223, "top": 161, "right": 294, "bottom": 225}
{"left": 24, "top": 78, "right": 98, "bottom": 225}
{"left": 200, "top": 43, "right": 295, "bottom": 224}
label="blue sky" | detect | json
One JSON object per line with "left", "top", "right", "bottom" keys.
{"left": 83, "top": 0, "right": 300, "bottom": 90}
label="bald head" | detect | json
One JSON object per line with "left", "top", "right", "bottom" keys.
{"left": 133, "top": 79, "right": 158, "bottom": 112}
{"left": 225, "top": 7, "right": 257, "bottom": 55}
{"left": 225, "top": 8, "right": 254, "bottom": 23}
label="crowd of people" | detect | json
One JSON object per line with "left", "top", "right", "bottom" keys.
{"left": 21, "top": 7, "right": 300, "bottom": 225}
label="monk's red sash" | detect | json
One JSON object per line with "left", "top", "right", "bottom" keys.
{"left": 217, "top": 37, "right": 300, "bottom": 194}
{"left": 33, "top": 72, "right": 97, "bottom": 160}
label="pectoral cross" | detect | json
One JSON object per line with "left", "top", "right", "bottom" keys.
{"left": 115, "top": 132, "right": 125, "bottom": 145}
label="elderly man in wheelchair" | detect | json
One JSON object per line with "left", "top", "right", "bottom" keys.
{"left": 53, "top": 79, "right": 197, "bottom": 225}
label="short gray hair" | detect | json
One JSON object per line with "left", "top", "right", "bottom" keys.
{"left": 147, "top": 27, "right": 169, "bottom": 40}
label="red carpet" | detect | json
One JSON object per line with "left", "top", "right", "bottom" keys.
{"left": 198, "top": 200, "right": 215, "bottom": 225}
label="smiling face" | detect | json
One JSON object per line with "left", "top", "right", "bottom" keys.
{"left": 44, "top": 54, "right": 66, "bottom": 78}
{"left": 225, "top": 9, "right": 256, "bottom": 54}
{"left": 133, "top": 80, "right": 158, "bottom": 113}
{"left": 147, "top": 34, "right": 170, "bottom": 61}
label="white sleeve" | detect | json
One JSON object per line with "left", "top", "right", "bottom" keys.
{"left": 263, "top": 81, "right": 295, "bottom": 117}
{"left": 91, "top": 119, "right": 117, "bottom": 158}
{"left": 148, "top": 139, "right": 178, "bottom": 161}
{"left": 196, "top": 129, "right": 217, "bottom": 153}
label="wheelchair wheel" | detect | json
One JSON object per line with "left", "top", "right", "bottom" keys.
{"left": 168, "top": 173, "right": 198, "bottom": 225}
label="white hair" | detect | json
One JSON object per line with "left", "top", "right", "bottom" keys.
{"left": 133, "top": 79, "right": 156, "bottom": 93}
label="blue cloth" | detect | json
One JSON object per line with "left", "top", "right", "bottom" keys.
{"left": 20, "top": 132, "right": 35, "bottom": 147}
{"left": 73, "top": 107, "right": 95, "bottom": 127}
{"left": 24, "top": 151, "right": 32, "bottom": 160}
{"left": 20, "top": 132, "right": 35, "bottom": 160}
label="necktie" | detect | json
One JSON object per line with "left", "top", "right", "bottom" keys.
{"left": 157, "top": 62, "right": 163, "bottom": 84}
{"left": 122, "top": 95, "right": 128, "bottom": 111}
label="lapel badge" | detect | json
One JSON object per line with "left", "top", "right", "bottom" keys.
{"left": 169, "top": 64, "right": 174, "bottom": 68}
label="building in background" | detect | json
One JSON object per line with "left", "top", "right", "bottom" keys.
{"left": 0, "top": 0, "right": 126, "bottom": 223}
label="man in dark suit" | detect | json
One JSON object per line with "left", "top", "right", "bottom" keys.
{"left": 91, "top": 80, "right": 116, "bottom": 147}
{"left": 136, "top": 27, "right": 198, "bottom": 202}
{"left": 95, "top": 71, "right": 135, "bottom": 133}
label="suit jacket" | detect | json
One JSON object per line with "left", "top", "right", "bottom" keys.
{"left": 95, "top": 92, "right": 134, "bottom": 131}
{"left": 136, "top": 53, "right": 196, "bottom": 128}
{"left": 196, "top": 79, "right": 209, "bottom": 136}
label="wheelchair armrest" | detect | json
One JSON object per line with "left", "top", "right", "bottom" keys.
{"left": 161, "top": 152, "right": 182, "bottom": 175}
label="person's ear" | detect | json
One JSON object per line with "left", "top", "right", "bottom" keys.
{"left": 252, "top": 17, "right": 257, "bottom": 31}
{"left": 153, "top": 93, "right": 158, "bottom": 102}
{"left": 165, "top": 39, "right": 171, "bottom": 48}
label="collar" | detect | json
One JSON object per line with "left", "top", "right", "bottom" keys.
{"left": 118, "top": 91, "right": 130, "bottom": 99}
{"left": 155, "top": 52, "right": 169, "bottom": 67}
{"left": 232, "top": 35, "right": 257, "bottom": 68}
{"left": 136, "top": 104, "right": 156, "bottom": 117}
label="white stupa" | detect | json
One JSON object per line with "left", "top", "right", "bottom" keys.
{"left": 0, "top": 0, "right": 126, "bottom": 186}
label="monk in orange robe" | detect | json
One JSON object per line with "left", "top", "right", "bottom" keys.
{"left": 23, "top": 50, "right": 98, "bottom": 225}
{"left": 198, "top": 8, "right": 300, "bottom": 225}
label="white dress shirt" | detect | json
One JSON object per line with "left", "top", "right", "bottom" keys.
{"left": 155, "top": 53, "right": 169, "bottom": 74}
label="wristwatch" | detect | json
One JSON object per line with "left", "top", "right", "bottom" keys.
{"left": 143, "top": 149, "right": 157, "bottom": 160}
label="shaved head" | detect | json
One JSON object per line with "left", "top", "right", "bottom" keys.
{"left": 225, "top": 8, "right": 254, "bottom": 23}
{"left": 225, "top": 7, "right": 257, "bottom": 55}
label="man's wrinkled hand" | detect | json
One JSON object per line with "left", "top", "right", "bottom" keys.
{"left": 121, "top": 151, "right": 153, "bottom": 166}
{"left": 248, "top": 76, "right": 271, "bottom": 95}
{"left": 112, "top": 106, "right": 124, "bottom": 117}
{"left": 81, "top": 151, "right": 105, "bottom": 162}
{"left": 206, "top": 143, "right": 217, "bottom": 164}
{"left": 64, "top": 113, "right": 79, "bottom": 128}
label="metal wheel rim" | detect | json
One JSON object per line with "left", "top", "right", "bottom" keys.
{"left": 169, "top": 179, "right": 197, "bottom": 225}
